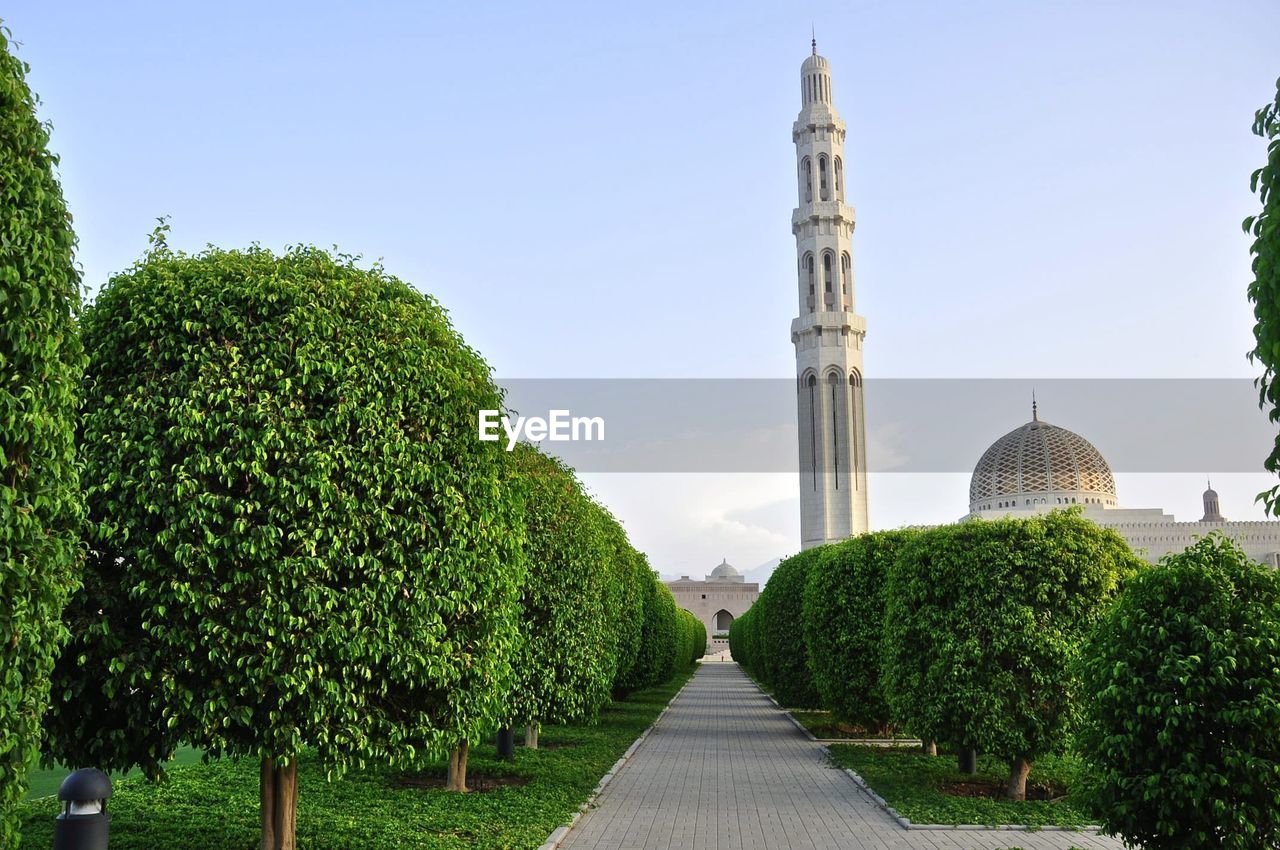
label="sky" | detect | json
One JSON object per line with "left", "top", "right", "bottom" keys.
{"left": 6, "top": 1, "right": 1280, "bottom": 578}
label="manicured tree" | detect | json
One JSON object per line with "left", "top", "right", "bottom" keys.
{"left": 0, "top": 28, "right": 85, "bottom": 850}
{"left": 1079, "top": 535, "right": 1280, "bottom": 849}
{"left": 507, "top": 444, "right": 614, "bottom": 749}
{"left": 803, "top": 530, "right": 918, "bottom": 734}
{"left": 45, "top": 245, "right": 525, "bottom": 848}
{"left": 605, "top": 523, "right": 648, "bottom": 696}
{"left": 686, "top": 610, "right": 706, "bottom": 663}
{"left": 882, "top": 511, "right": 1141, "bottom": 800}
{"left": 617, "top": 572, "right": 678, "bottom": 691}
{"left": 758, "top": 548, "right": 822, "bottom": 708}
{"left": 1247, "top": 77, "right": 1280, "bottom": 513}
{"left": 730, "top": 605, "right": 760, "bottom": 675}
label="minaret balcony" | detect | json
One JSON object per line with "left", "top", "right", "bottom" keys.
{"left": 791, "top": 311, "right": 866, "bottom": 337}
{"left": 792, "top": 201, "right": 855, "bottom": 226}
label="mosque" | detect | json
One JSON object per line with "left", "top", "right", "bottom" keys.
{"left": 785, "top": 40, "right": 1280, "bottom": 567}
{"left": 667, "top": 561, "right": 760, "bottom": 656}
{"left": 966, "top": 401, "right": 1280, "bottom": 566}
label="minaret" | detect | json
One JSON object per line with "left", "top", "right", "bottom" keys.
{"left": 1200, "top": 481, "right": 1225, "bottom": 522}
{"left": 792, "top": 39, "right": 868, "bottom": 549}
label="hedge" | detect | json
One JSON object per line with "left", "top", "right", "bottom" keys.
{"left": 755, "top": 548, "right": 822, "bottom": 708}
{"left": 882, "top": 511, "right": 1142, "bottom": 799}
{"left": 1079, "top": 534, "right": 1280, "bottom": 849}
{"left": 0, "top": 27, "right": 85, "bottom": 850}
{"left": 802, "top": 530, "right": 918, "bottom": 733}
{"left": 44, "top": 244, "right": 527, "bottom": 847}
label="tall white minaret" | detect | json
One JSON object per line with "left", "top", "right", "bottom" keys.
{"left": 792, "top": 39, "right": 869, "bottom": 549}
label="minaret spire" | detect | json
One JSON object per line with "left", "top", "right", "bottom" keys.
{"left": 812, "top": 25, "right": 817, "bottom": 55}
{"left": 792, "top": 45, "right": 867, "bottom": 548}
{"left": 1032, "top": 390, "right": 1038, "bottom": 422}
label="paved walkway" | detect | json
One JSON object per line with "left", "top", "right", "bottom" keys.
{"left": 559, "top": 662, "right": 1125, "bottom": 850}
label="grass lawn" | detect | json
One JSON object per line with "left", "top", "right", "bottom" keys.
{"left": 827, "top": 744, "right": 1097, "bottom": 829}
{"left": 25, "top": 746, "right": 205, "bottom": 800}
{"left": 19, "top": 669, "right": 693, "bottom": 849}
{"left": 788, "top": 710, "right": 909, "bottom": 741}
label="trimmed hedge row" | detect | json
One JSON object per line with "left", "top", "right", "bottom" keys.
{"left": 18, "top": 242, "right": 696, "bottom": 849}
{"left": 730, "top": 511, "right": 1144, "bottom": 801}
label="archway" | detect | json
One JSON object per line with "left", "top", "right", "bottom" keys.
{"left": 714, "top": 609, "right": 734, "bottom": 632}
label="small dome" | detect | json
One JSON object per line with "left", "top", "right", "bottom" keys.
{"left": 708, "top": 559, "right": 743, "bottom": 582}
{"left": 969, "top": 408, "right": 1117, "bottom": 513}
{"left": 802, "top": 52, "right": 830, "bottom": 73}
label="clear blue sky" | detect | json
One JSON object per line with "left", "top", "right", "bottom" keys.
{"left": 7, "top": 1, "right": 1279, "bottom": 575}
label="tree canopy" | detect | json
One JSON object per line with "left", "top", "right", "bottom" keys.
{"left": 1079, "top": 535, "right": 1280, "bottom": 849}
{"left": 1248, "top": 77, "right": 1280, "bottom": 513}
{"left": 882, "top": 511, "right": 1142, "bottom": 799}
{"left": 45, "top": 244, "right": 525, "bottom": 849}
{"left": 0, "top": 26, "right": 85, "bottom": 850}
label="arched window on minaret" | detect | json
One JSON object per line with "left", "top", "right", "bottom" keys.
{"left": 822, "top": 251, "right": 834, "bottom": 308}
{"left": 828, "top": 371, "right": 841, "bottom": 488}
{"left": 804, "top": 253, "right": 816, "bottom": 312}
{"left": 818, "top": 155, "right": 830, "bottom": 201}
{"left": 807, "top": 374, "right": 819, "bottom": 489}
{"left": 840, "top": 252, "right": 851, "bottom": 308}
{"left": 834, "top": 157, "right": 843, "bottom": 201}
{"left": 802, "top": 157, "right": 813, "bottom": 204}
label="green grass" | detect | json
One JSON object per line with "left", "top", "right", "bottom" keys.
{"left": 19, "top": 668, "right": 694, "bottom": 849}
{"left": 827, "top": 745, "right": 1097, "bottom": 829}
{"left": 25, "top": 746, "right": 205, "bottom": 800}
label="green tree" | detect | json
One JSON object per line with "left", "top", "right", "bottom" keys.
{"left": 728, "top": 605, "right": 756, "bottom": 672}
{"left": 507, "top": 445, "right": 614, "bottom": 749}
{"left": 757, "top": 549, "right": 822, "bottom": 708}
{"left": 1247, "top": 77, "right": 1280, "bottom": 513}
{"left": 803, "top": 530, "right": 917, "bottom": 734}
{"left": 882, "top": 511, "right": 1141, "bottom": 799}
{"left": 616, "top": 571, "right": 678, "bottom": 693}
{"left": 1079, "top": 535, "right": 1280, "bottom": 849}
{"left": 0, "top": 26, "right": 85, "bottom": 849}
{"left": 603, "top": 521, "right": 648, "bottom": 697}
{"left": 45, "top": 244, "right": 524, "bottom": 849}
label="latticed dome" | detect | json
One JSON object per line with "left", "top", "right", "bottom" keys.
{"left": 968, "top": 410, "right": 1117, "bottom": 513}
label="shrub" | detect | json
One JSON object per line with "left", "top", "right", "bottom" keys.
{"left": 673, "top": 608, "right": 705, "bottom": 668}
{"left": 45, "top": 244, "right": 525, "bottom": 847}
{"left": 1079, "top": 535, "right": 1280, "bottom": 849}
{"left": 757, "top": 548, "right": 822, "bottom": 708}
{"left": 604, "top": 525, "right": 648, "bottom": 696}
{"left": 803, "top": 530, "right": 918, "bottom": 733}
{"left": 506, "top": 445, "right": 614, "bottom": 742}
{"left": 616, "top": 571, "right": 678, "bottom": 693}
{"left": 0, "top": 27, "right": 85, "bottom": 849}
{"left": 728, "top": 605, "right": 759, "bottom": 673}
{"left": 882, "top": 511, "right": 1141, "bottom": 799}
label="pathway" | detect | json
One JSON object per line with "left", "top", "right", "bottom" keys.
{"left": 559, "top": 662, "right": 1125, "bottom": 850}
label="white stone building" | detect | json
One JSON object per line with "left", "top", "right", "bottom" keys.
{"left": 966, "top": 401, "right": 1280, "bottom": 566}
{"left": 791, "top": 41, "right": 869, "bottom": 550}
{"left": 667, "top": 560, "right": 761, "bottom": 655}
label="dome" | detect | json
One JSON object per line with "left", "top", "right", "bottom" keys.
{"left": 801, "top": 52, "right": 830, "bottom": 72}
{"left": 708, "top": 559, "right": 744, "bottom": 582}
{"left": 802, "top": 37, "right": 830, "bottom": 72}
{"left": 968, "top": 408, "right": 1117, "bottom": 513}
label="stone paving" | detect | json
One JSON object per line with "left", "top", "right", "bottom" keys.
{"left": 558, "top": 662, "right": 1125, "bottom": 850}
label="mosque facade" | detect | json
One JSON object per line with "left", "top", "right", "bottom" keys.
{"left": 667, "top": 560, "right": 760, "bottom": 655}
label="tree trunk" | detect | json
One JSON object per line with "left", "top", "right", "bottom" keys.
{"left": 957, "top": 747, "right": 978, "bottom": 774}
{"left": 1006, "top": 756, "right": 1032, "bottom": 801}
{"left": 922, "top": 740, "right": 937, "bottom": 757}
{"left": 525, "top": 723, "right": 539, "bottom": 749}
{"left": 259, "top": 757, "right": 299, "bottom": 850}
{"left": 259, "top": 758, "right": 276, "bottom": 850}
{"left": 446, "top": 742, "right": 470, "bottom": 793}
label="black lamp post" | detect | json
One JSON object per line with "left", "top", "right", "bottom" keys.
{"left": 52, "top": 768, "right": 112, "bottom": 850}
